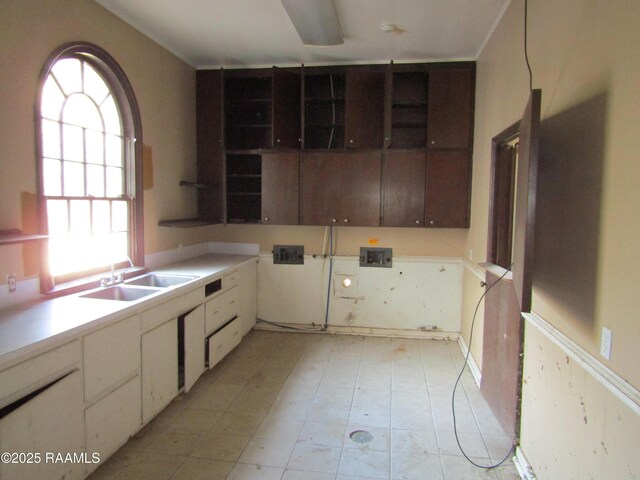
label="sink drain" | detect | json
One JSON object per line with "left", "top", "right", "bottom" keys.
{"left": 349, "top": 430, "right": 374, "bottom": 444}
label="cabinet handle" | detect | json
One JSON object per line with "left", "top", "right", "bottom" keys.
{"left": 429, "top": 220, "right": 435, "bottom": 225}
{"left": 431, "top": 140, "right": 436, "bottom": 145}
{"left": 415, "top": 220, "right": 421, "bottom": 224}
{"left": 276, "top": 138, "right": 280, "bottom": 144}
{"left": 264, "top": 217, "right": 269, "bottom": 222}
{"left": 331, "top": 218, "right": 337, "bottom": 223}
{"left": 343, "top": 219, "right": 349, "bottom": 223}
{"left": 349, "top": 139, "right": 354, "bottom": 144}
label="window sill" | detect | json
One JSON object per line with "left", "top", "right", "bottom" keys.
{"left": 477, "top": 262, "right": 513, "bottom": 282}
{"left": 44, "top": 266, "right": 148, "bottom": 297}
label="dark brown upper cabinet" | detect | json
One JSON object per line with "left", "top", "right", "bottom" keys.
{"left": 193, "top": 62, "right": 475, "bottom": 227}
{"left": 195, "top": 69, "right": 224, "bottom": 222}
{"left": 301, "top": 151, "right": 381, "bottom": 226}
{"left": 344, "top": 70, "right": 385, "bottom": 149}
{"left": 427, "top": 68, "right": 474, "bottom": 149}
{"left": 425, "top": 150, "right": 470, "bottom": 228}
{"left": 382, "top": 152, "right": 426, "bottom": 227}
{"left": 226, "top": 153, "right": 262, "bottom": 223}
{"left": 303, "top": 72, "right": 346, "bottom": 149}
{"left": 224, "top": 74, "right": 272, "bottom": 150}
{"left": 272, "top": 68, "right": 301, "bottom": 148}
{"left": 386, "top": 68, "right": 428, "bottom": 149}
{"left": 261, "top": 152, "right": 300, "bottom": 225}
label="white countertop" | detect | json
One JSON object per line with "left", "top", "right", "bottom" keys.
{"left": 0, "top": 254, "right": 256, "bottom": 369}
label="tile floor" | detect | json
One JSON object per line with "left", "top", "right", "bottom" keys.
{"left": 89, "top": 331, "right": 521, "bottom": 480}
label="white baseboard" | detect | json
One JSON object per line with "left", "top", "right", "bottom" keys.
{"left": 457, "top": 334, "right": 482, "bottom": 387}
{"left": 255, "top": 320, "right": 460, "bottom": 341}
{"left": 513, "top": 446, "right": 537, "bottom": 480}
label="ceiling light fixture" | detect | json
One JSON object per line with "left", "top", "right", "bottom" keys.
{"left": 281, "top": 0, "right": 344, "bottom": 46}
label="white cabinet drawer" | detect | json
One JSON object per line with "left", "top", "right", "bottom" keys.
{"left": 206, "top": 316, "right": 241, "bottom": 369}
{"left": 223, "top": 269, "right": 239, "bottom": 290}
{"left": 83, "top": 315, "right": 140, "bottom": 404}
{"left": 0, "top": 340, "right": 80, "bottom": 410}
{"left": 205, "top": 285, "right": 238, "bottom": 334}
{"left": 85, "top": 375, "right": 141, "bottom": 474}
{"left": 141, "top": 287, "right": 203, "bottom": 332}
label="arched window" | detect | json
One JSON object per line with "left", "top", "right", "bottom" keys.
{"left": 37, "top": 43, "right": 143, "bottom": 292}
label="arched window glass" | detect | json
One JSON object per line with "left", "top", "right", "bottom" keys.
{"left": 38, "top": 44, "right": 143, "bottom": 289}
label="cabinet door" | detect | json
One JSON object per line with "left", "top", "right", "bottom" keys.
{"left": 0, "top": 371, "right": 84, "bottom": 480}
{"left": 339, "top": 151, "right": 382, "bottom": 226}
{"left": 238, "top": 259, "right": 258, "bottom": 336}
{"left": 184, "top": 304, "right": 205, "bottom": 393}
{"left": 196, "top": 69, "right": 224, "bottom": 222}
{"left": 382, "top": 152, "right": 426, "bottom": 227}
{"left": 262, "top": 152, "right": 300, "bottom": 225}
{"left": 427, "top": 68, "right": 474, "bottom": 149}
{"left": 273, "top": 68, "right": 301, "bottom": 148}
{"left": 300, "top": 153, "right": 341, "bottom": 225}
{"left": 425, "top": 151, "right": 470, "bottom": 228}
{"left": 142, "top": 319, "right": 178, "bottom": 424}
{"left": 345, "top": 69, "right": 385, "bottom": 148}
{"left": 83, "top": 314, "right": 140, "bottom": 404}
{"left": 85, "top": 376, "right": 141, "bottom": 474}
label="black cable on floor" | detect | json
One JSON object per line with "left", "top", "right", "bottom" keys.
{"left": 451, "top": 264, "right": 515, "bottom": 469}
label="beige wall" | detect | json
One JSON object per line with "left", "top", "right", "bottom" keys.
{"left": 0, "top": 0, "right": 200, "bottom": 283}
{"left": 211, "top": 224, "right": 466, "bottom": 257}
{"left": 466, "top": 0, "right": 640, "bottom": 478}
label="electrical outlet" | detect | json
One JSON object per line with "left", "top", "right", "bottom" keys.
{"left": 600, "top": 327, "right": 612, "bottom": 360}
{"left": 7, "top": 274, "right": 17, "bottom": 293}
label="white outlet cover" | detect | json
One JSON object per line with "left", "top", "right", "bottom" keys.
{"left": 600, "top": 327, "right": 612, "bottom": 360}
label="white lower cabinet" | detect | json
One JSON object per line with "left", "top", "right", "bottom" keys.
{"left": 82, "top": 314, "right": 141, "bottom": 474}
{"left": 183, "top": 304, "right": 205, "bottom": 392}
{"left": 84, "top": 376, "right": 140, "bottom": 473}
{"left": 0, "top": 370, "right": 85, "bottom": 480}
{"left": 238, "top": 259, "right": 258, "bottom": 336}
{"left": 141, "top": 318, "right": 178, "bottom": 424}
{"left": 207, "top": 316, "right": 241, "bottom": 369}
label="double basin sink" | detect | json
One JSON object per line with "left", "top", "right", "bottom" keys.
{"left": 81, "top": 273, "right": 198, "bottom": 302}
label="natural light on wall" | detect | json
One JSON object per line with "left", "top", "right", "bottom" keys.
{"left": 41, "top": 58, "right": 130, "bottom": 277}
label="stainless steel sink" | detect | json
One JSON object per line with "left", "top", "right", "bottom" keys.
{"left": 81, "top": 285, "right": 160, "bottom": 301}
{"left": 125, "top": 273, "right": 197, "bottom": 288}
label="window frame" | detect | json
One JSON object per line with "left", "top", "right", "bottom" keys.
{"left": 36, "top": 42, "right": 144, "bottom": 295}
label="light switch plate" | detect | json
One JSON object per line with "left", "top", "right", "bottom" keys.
{"left": 7, "top": 274, "right": 16, "bottom": 293}
{"left": 600, "top": 327, "right": 612, "bottom": 360}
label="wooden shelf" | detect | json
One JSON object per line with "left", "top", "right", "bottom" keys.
{"left": 0, "top": 229, "right": 48, "bottom": 246}
{"left": 392, "top": 102, "right": 428, "bottom": 108}
{"left": 179, "top": 181, "right": 214, "bottom": 189}
{"left": 392, "top": 122, "right": 427, "bottom": 128}
{"left": 158, "top": 218, "right": 217, "bottom": 228}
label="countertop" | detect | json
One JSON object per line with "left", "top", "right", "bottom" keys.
{"left": 0, "top": 254, "right": 256, "bottom": 369}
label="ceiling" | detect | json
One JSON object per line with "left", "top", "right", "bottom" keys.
{"left": 95, "top": 0, "right": 510, "bottom": 69}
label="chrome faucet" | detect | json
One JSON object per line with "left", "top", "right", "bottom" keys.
{"left": 100, "top": 256, "right": 134, "bottom": 287}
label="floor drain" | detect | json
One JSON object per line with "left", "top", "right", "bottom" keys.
{"left": 349, "top": 430, "right": 374, "bottom": 444}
